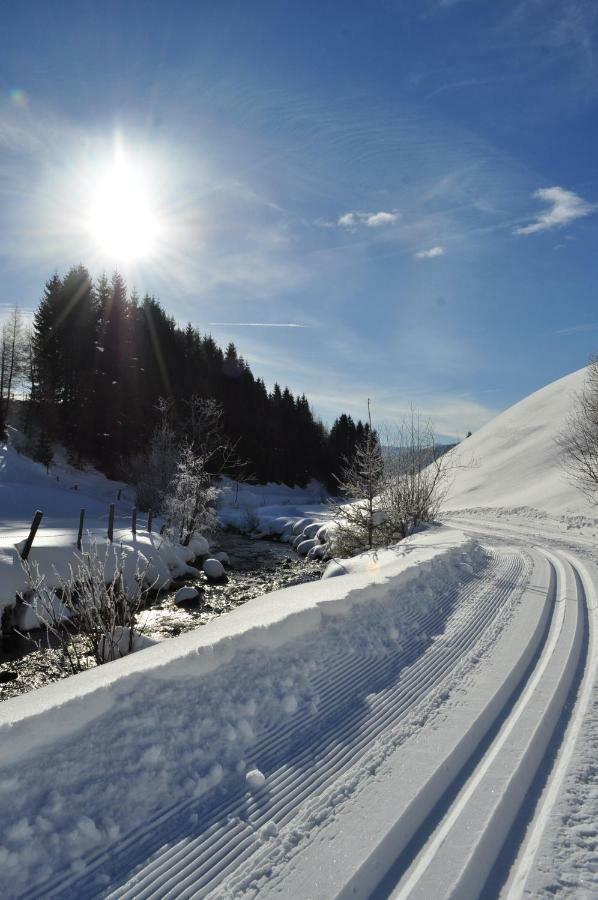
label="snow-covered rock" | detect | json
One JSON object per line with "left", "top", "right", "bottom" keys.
{"left": 174, "top": 586, "right": 200, "bottom": 604}
{"left": 297, "top": 538, "right": 318, "bottom": 556}
{"left": 203, "top": 558, "right": 225, "bottom": 580}
{"left": 97, "top": 627, "right": 157, "bottom": 662}
{"left": 214, "top": 551, "right": 230, "bottom": 566}
{"left": 302, "top": 522, "right": 322, "bottom": 540}
{"left": 187, "top": 535, "right": 210, "bottom": 557}
{"left": 292, "top": 518, "right": 313, "bottom": 535}
{"left": 307, "top": 543, "right": 327, "bottom": 561}
{"left": 14, "top": 591, "right": 70, "bottom": 631}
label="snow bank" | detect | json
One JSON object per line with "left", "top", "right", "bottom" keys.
{"left": 0, "top": 527, "right": 484, "bottom": 896}
{"left": 0, "top": 532, "right": 208, "bottom": 615}
{"left": 444, "top": 367, "right": 592, "bottom": 517}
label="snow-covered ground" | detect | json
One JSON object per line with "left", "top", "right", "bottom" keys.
{"left": 0, "top": 366, "right": 597, "bottom": 898}
{"left": 0, "top": 439, "right": 331, "bottom": 609}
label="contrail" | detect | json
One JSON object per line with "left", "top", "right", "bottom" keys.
{"left": 206, "top": 322, "right": 312, "bottom": 328}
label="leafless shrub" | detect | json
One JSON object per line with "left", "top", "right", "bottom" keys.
{"left": 379, "top": 409, "right": 453, "bottom": 541}
{"left": 557, "top": 357, "right": 598, "bottom": 501}
{"left": 19, "top": 542, "right": 150, "bottom": 675}
{"left": 328, "top": 404, "right": 455, "bottom": 556}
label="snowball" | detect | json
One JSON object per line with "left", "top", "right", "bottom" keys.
{"left": 260, "top": 821, "right": 279, "bottom": 840}
{"left": 203, "top": 558, "right": 225, "bottom": 580}
{"left": 174, "top": 586, "right": 200, "bottom": 604}
{"left": 246, "top": 768, "right": 266, "bottom": 790}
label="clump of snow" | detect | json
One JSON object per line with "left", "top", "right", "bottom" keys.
{"left": 203, "top": 558, "right": 225, "bottom": 580}
{"left": 246, "top": 768, "right": 267, "bottom": 790}
{"left": 174, "top": 586, "right": 200, "bottom": 604}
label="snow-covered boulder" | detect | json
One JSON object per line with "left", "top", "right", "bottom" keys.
{"left": 203, "top": 558, "right": 225, "bottom": 580}
{"left": 297, "top": 538, "right": 318, "bottom": 556}
{"left": 187, "top": 535, "right": 209, "bottom": 557}
{"left": 214, "top": 551, "right": 230, "bottom": 566}
{"left": 97, "top": 627, "right": 157, "bottom": 662}
{"left": 14, "top": 591, "right": 71, "bottom": 631}
{"left": 302, "top": 522, "right": 322, "bottom": 540}
{"left": 316, "top": 524, "right": 330, "bottom": 543}
{"left": 267, "top": 517, "right": 294, "bottom": 536}
{"left": 292, "top": 518, "right": 312, "bottom": 535}
{"left": 280, "top": 526, "right": 294, "bottom": 543}
{"left": 307, "top": 543, "right": 327, "bottom": 561}
{"left": 174, "top": 586, "right": 200, "bottom": 604}
{"left": 322, "top": 560, "right": 349, "bottom": 578}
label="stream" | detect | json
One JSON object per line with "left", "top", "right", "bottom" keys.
{"left": 0, "top": 533, "right": 326, "bottom": 702}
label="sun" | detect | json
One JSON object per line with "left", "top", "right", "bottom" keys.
{"left": 87, "top": 143, "right": 162, "bottom": 262}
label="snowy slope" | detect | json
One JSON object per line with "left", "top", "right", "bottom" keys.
{"left": 444, "top": 367, "right": 591, "bottom": 517}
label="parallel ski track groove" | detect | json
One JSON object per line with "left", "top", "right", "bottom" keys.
{"left": 36, "top": 550, "right": 526, "bottom": 900}
{"left": 114, "top": 552, "right": 524, "bottom": 900}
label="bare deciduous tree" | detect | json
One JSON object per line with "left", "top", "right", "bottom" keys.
{"left": 328, "top": 404, "right": 455, "bottom": 557}
{"left": 380, "top": 409, "right": 453, "bottom": 541}
{"left": 557, "top": 358, "right": 598, "bottom": 501}
{"left": 163, "top": 442, "right": 220, "bottom": 545}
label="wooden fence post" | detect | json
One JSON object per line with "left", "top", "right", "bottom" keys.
{"left": 147, "top": 510, "right": 153, "bottom": 533}
{"left": 108, "top": 503, "right": 115, "bottom": 542}
{"left": 131, "top": 506, "right": 137, "bottom": 538}
{"left": 21, "top": 510, "right": 43, "bottom": 561}
{"left": 77, "top": 508, "right": 85, "bottom": 551}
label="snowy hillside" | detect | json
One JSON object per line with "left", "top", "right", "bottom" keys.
{"left": 444, "top": 367, "right": 591, "bottom": 517}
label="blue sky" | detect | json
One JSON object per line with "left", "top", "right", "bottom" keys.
{"left": 2, "top": 0, "right": 598, "bottom": 438}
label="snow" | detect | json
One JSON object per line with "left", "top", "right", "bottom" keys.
{"left": 173, "top": 586, "right": 200, "bottom": 604}
{"left": 246, "top": 768, "right": 267, "bottom": 790}
{"left": 0, "top": 526, "right": 480, "bottom": 895}
{"left": 445, "top": 367, "right": 591, "bottom": 517}
{"left": 203, "top": 557, "right": 225, "bottom": 579}
{"left": 2, "top": 367, "right": 598, "bottom": 896}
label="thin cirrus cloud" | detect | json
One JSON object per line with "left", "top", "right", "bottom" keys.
{"left": 337, "top": 210, "right": 399, "bottom": 229}
{"left": 206, "top": 322, "right": 312, "bottom": 328}
{"left": 514, "top": 186, "right": 596, "bottom": 235}
{"left": 414, "top": 245, "right": 445, "bottom": 260}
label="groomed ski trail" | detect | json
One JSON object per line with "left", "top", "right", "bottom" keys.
{"left": 33, "top": 547, "right": 534, "bottom": 900}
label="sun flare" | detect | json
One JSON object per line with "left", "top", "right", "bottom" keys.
{"left": 87, "top": 144, "right": 161, "bottom": 262}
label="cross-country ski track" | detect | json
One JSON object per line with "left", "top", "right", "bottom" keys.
{"left": 19, "top": 520, "right": 596, "bottom": 900}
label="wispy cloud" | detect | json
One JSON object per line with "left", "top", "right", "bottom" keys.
{"left": 414, "top": 245, "right": 445, "bottom": 259}
{"left": 205, "top": 322, "right": 312, "bottom": 328}
{"left": 553, "top": 321, "right": 598, "bottom": 336}
{"left": 514, "top": 186, "right": 596, "bottom": 235}
{"left": 337, "top": 210, "right": 399, "bottom": 229}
